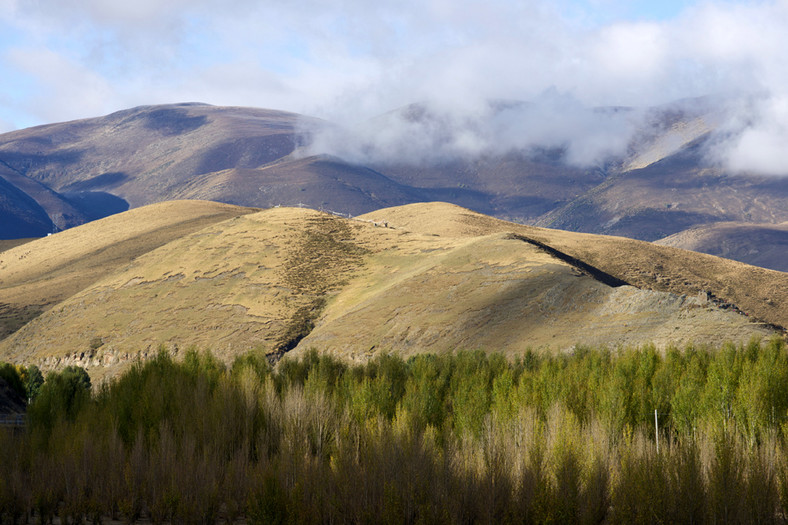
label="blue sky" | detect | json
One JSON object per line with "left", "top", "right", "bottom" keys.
{"left": 631, "top": 0, "right": 700, "bottom": 20}
{"left": 570, "top": 0, "right": 699, "bottom": 22}
{"left": 0, "top": 0, "right": 784, "bottom": 133}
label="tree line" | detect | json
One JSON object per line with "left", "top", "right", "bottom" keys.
{"left": 1, "top": 337, "right": 788, "bottom": 523}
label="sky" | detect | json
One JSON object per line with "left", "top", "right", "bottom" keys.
{"left": 1, "top": 0, "right": 788, "bottom": 173}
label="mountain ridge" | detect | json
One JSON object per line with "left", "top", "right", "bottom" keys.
{"left": 0, "top": 100, "right": 786, "bottom": 271}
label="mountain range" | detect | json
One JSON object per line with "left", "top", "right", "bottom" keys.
{"left": 0, "top": 98, "right": 786, "bottom": 377}
{"left": 1, "top": 99, "right": 786, "bottom": 271}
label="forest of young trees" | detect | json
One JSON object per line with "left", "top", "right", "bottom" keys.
{"left": 2, "top": 337, "right": 788, "bottom": 523}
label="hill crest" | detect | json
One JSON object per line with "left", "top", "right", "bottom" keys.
{"left": 1, "top": 201, "right": 783, "bottom": 380}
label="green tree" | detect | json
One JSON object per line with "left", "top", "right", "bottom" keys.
{"left": 734, "top": 341, "right": 788, "bottom": 444}
{"left": 400, "top": 354, "right": 450, "bottom": 430}
{"left": 703, "top": 343, "right": 742, "bottom": 431}
{"left": 24, "top": 365, "right": 45, "bottom": 402}
{"left": 28, "top": 365, "right": 92, "bottom": 439}
{"left": 670, "top": 349, "right": 708, "bottom": 437}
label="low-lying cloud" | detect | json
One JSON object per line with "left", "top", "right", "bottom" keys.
{"left": 300, "top": 1, "right": 788, "bottom": 174}
{"left": 303, "top": 92, "right": 643, "bottom": 167}
{"left": 2, "top": 1, "right": 788, "bottom": 174}
{"left": 714, "top": 95, "right": 788, "bottom": 176}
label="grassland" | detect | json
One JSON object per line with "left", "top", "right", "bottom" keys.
{"left": 363, "top": 202, "right": 788, "bottom": 330}
{"left": 0, "top": 201, "right": 783, "bottom": 381}
{"left": 0, "top": 239, "right": 34, "bottom": 252}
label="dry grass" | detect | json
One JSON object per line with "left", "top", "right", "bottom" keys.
{"left": 0, "top": 239, "right": 34, "bottom": 253}
{"left": 1, "top": 201, "right": 781, "bottom": 380}
{"left": 361, "top": 202, "right": 788, "bottom": 331}
{"left": 0, "top": 200, "right": 257, "bottom": 340}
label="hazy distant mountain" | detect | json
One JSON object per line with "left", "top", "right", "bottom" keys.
{"left": 655, "top": 222, "right": 788, "bottom": 273}
{"left": 0, "top": 100, "right": 786, "bottom": 270}
{"left": 533, "top": 98, "right": 788, "bottom": 245}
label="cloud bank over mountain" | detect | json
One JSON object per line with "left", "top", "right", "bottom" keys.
{"left": 2, "top": 1, "right": 788, "bottom": 173}
{"left": 303, "top": 93, "right": 643, "bottom": 167}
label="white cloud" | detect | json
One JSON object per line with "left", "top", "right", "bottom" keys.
{"left": 1, "top": 0, "right": 788, "bottom": 173}
{"left": 592, "top": 22, "right": 667, "bottom": 81}
{"left": 301, "top": 0, "right": 788, "bottom": 174}
{"left": 304, "top": 91, "right": 642, "bottom": 167}
{"left": 671, "top": 2, "right": 788, "bottom": 175}
{"left": 713, "top": 95, "right": 788, "bottom": 176}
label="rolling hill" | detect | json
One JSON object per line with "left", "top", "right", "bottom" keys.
{"left": 361, "top": 203, "right": 788, "bottom": 331}
{"left": 0, "top": 200, "right": 257, "bottom": 340}
{"left": 0, "top": 201, "right": 782, "bottom": 381}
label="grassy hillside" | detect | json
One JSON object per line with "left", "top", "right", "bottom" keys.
{"left": 0, "top": 200, "right": 257, "bottom": 340}
{"left": 364, "top": 202, "right": 788, "bottom": 331}
{"left": 0, "top": 201, "right": 782, "bottom": 380}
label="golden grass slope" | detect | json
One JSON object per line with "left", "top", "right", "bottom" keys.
{"left": 0, "top": 200, "right": 258, "bottom": 339}
{"left": 0, "top": 202, "right": 781, "bottom": 380}
{"left": 295, "top": 231, "right": 770, "bottom": 362}
{"left": 1, "top": 207, "right": 371, "bottom": 380}
{"left": 361, "top": 203, "right": 788, "bottom": 330}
